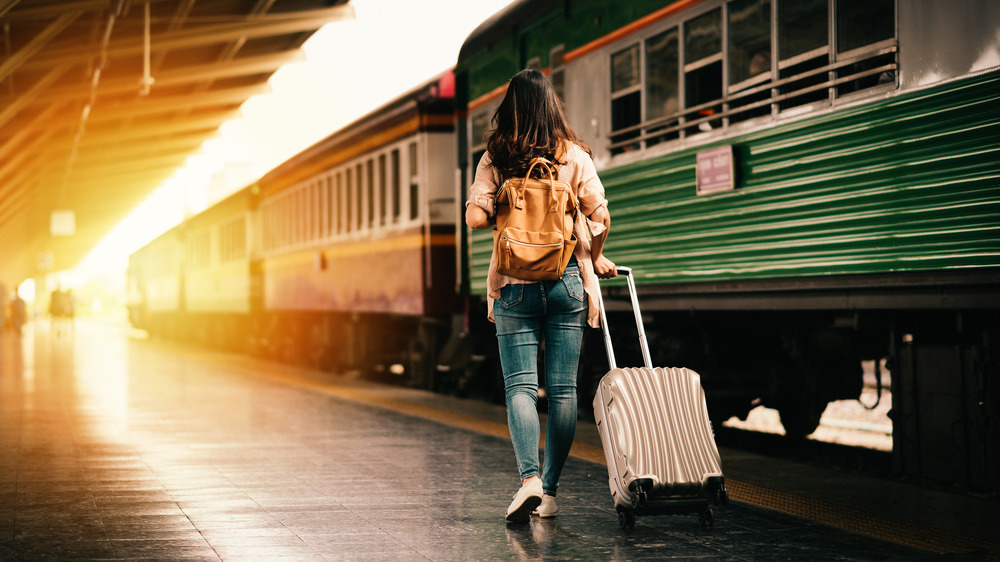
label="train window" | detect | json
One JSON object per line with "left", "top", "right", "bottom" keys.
{"left": 606, "top": 0, "right": 896, "bottom": 155}
{"left": 778, "top": 0, "right": 826, "bottom": 60}
{"left": 307, "top": 183, "right": 316, "bottom": 242}
{"left": 835, "top": 0, "right": 895, "bottom": 96}
{"left": 284, "top": 194, "right": 292, "bottom": 246}
{"left": 219, "top": 217, "right": 246, "bottom": 262}
{"left": 235, "top": 218, "right": 246, "bottom": 260}
{"left": 378, "top": 154, "right": 387, "bottom": 226}
{"left": 297, "top": 188, "right": 306, "bottom": 245}
{"left": 391, "top": 149, "right": 401, "bottom": 223}
{"left": 299, "top": 184, "right": 316, "bottom": 242}
{"left": 287, "top": 195, "right": 294, "bottom": 246}
{"left": 314, "top": 181, "right": 323, "bottom": 240}
{"left": 345, "top": 168, "right": 353, "bottom": 232}
{"left": 470, "top": 112, "right": 490, "bottom": 170}
{"left": 644, "top": 28, "right": 680, "bottom": 147}
{"left": 610, "top": 44, "right": 641, "bottom": 154}
{"left": 302, "top": 184, "right": 310, "bottom": 242}
{"left": 837, "top": 0, "right": 893, "bottom": 54}
{"left": 728, "top": 0, "right": 770, "bottom": 87}
{"left": 777, "top": 0, "right": 828, "bottom": 111}
{"left": 325, "top": 176, "right": 334, "bottom": 237}
{"left": 290, "top": 190, "right": 298, "bottom": 245}
{"left": 273, "top": 201, "right": 279, "bottom": 249}
{"left": 287, "top": 191, "right": 295, "bottom": 245}
{"left": 366, "top": 159, "right": 375, "bottom": 229}
{"left": 728, "top": 0, "right": 772, "bottom": 123}
{"left": 409, "top": 142, "right": 419, "bottom": 221}
{"left": 355, "top": 163, "right": 363, "bottom": 232}
{"left": 273, "top": 201, "right": 279, "bottom": 248}
{"left": 278, "top": 197, "right": 286, "bottom": 248}
{"left": 334, "top": 172, "right": 343, "bottom": 235}
{"left": 219, "top": 223, "right": 228, "bottom": 262}
{"left": 683, "top": 8, "right": 723, "bottom": 135}
{"left": 264, "top": 205, "right": 271, "bottom": 251}
{"left": 550, "top": 45, "right": 566, "bottom": 102}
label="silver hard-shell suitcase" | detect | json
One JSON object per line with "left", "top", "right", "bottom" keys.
{"left": 593, "top": 267, "right": 728, "bottom": 529}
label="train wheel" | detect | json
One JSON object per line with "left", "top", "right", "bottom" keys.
{"left": 777, "top": 397, "right": 826, "bottom": 439}
{"left": 307, "top": 320, "right": 333, "bottom": 371}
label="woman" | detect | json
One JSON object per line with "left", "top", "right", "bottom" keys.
{"left": 465, "top": 69, "right": 616, "bottom": 522}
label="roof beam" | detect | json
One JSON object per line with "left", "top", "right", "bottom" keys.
{"left": 70, "top": 130, "right": 215, "bottom": 157}
{"left": 0, "top": 0, "right": 20, "bottom": 19}
{"left": 0, "top": 101, "right": 65, "bottom": 165}
{"left": 2, "top": 0, "right": 106, "bottom": 20}
{"left": 56, "top": 153, "right": 191, "bottom": 178}
{"left": 0, "top": 64, "right": 71, "bottom": 128}
{"left": 21, "top": 6, "right": 354, "bottom": 71}
{"left": 21, "top": 110, "right": 239, "bottom": 150}
{"left": 0, "top": 11, "right": 81, "bottom": 81}
{"left": 84, "top": 84, "right": 271, "bottom": 123}
{"left": 0, "top": 122, "right": 58, "bottom": 187}
{"left": 6, "top": 50, "right": 304, "bottom": 106}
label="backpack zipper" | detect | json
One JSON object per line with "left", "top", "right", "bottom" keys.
{"left": 502, "top": 235, "right": 563, "bottom": 263}
{"left": 502, "top": 235, "right": 562, "bottom": 249}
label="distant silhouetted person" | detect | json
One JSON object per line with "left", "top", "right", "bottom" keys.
{"left": 49, "top": 288, "right": 74, "bottom": 336}
{"left": 11, "top": 288, "right": 27, "bottom": 336}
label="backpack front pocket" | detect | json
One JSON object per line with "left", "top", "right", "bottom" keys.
{"left": 500, "top": 227, "right": 564, "bottom": 277}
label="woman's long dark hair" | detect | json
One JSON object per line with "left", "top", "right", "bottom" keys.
{"left": 485, "top": 69, "right": 590, "bottom": 180}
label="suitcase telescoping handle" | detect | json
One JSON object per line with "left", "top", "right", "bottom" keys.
{"left": 596, "top": 266, "right": 653, "bottom": 371}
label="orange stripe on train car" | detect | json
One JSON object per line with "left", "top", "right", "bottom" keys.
{"left": 263, "top": 233, "right": 456, "bottom": 267}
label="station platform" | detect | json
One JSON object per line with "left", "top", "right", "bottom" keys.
{"left": 1, "top": 319, "right": 997, "bottom": 561}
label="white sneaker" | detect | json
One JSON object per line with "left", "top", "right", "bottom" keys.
{"left": 505, "top": 478, "right": 543, "bottom": 523}
{"left": 531, "top": 495, "right": 557, "bottom": 518}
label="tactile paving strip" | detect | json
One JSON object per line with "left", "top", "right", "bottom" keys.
{"left": 726, "top": 480, "right": 999, "bottom": 557}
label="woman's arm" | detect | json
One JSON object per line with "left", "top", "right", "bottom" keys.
{"left": 590, "top": 211, "right": 616, "bottom": 279}
{"left": 466, "top": 152, "right": 497, "bottom": 230}
{"left": 465, "top": 205, "right": 492, "bottom": 230}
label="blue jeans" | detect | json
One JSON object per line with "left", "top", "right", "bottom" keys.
{"left": 494, "top": 258, "right": 587, "bottom": 496}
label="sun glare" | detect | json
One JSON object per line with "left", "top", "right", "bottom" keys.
{"left": 71, "top": 0, "right": 516, "bottom": 291}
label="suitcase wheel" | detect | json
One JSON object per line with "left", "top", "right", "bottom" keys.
{"left": 627, "top": 479, "right": 652, "bottom": 509}
{"left": 699, "top": 507, "right": 714, "bottom": 528}
{"left": 617, "top": 507, "right": 636, "bottom": 531}
{"left": 714, "top": 485, "right": 729, "bottom": 506}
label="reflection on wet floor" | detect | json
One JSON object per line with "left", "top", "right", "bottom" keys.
{"left": 1, "top": 320, "right": 994, "bottom": 560}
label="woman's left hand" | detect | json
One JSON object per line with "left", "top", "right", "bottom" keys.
{"left": 594, "top": 255, "right": 617, "bottom": 279}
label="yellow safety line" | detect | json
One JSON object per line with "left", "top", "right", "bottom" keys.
{"left": 197, "top": 352, "right": 998, "bottom": 558}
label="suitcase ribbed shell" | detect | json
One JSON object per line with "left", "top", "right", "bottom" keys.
{"left": 595, "top": 366, "right": 723, "bottom": 509}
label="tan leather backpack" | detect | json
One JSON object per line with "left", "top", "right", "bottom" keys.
{"left": 493, "top": 157, "right": 578, "bottom": 281}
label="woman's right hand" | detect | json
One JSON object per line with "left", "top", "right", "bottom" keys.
{"left": 594, "top": 255, "right": 617, "bottom": 279}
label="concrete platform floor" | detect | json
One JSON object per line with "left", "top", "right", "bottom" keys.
{"left": 1, "top": 319, "right": 996, "bottom": 561}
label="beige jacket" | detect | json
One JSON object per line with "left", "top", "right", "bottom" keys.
{"left": 466, "top": 143, "right": 609, "bottom": 328}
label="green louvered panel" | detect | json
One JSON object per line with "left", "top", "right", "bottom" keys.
{"left": 467, "top": 70, "right": 1000, "bottom": 294}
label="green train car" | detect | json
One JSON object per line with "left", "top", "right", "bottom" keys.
{"left": 456, "top": 0, "right": 999, "bottom": 492}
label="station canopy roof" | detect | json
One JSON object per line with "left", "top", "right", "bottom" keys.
{"left": 0, "top": 0, "right": 353, "bottom": 285}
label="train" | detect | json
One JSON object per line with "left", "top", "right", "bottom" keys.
{"left": 128, "top": 0, "right": 1000, "bottom": 494}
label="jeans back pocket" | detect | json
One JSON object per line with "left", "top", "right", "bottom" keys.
{"left": 498, "top": 283, "right": 525, "bottom": 309}
{"left": 561, "top": 271, "right": 585, "bottom": 302}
